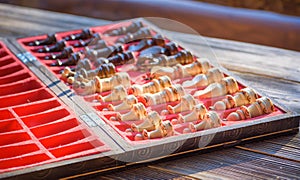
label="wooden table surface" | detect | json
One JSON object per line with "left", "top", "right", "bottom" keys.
{"left": 0, "top": 4, "right": 299, "bottom": 179}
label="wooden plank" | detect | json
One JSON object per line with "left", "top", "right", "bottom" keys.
{"left": 237, "top": 141, "right": 300, "bottom": 162}
{"left": 87, "top": 166, "right": 195, "bottom": 180}
{"left": 265, "top": 132, "right": 300, "bottom": 149}
{"left": 0, "top": 3, "right": 110, "bottom": 37}
{"left": 150, "top": 148, "right": 300, "bottom": 180}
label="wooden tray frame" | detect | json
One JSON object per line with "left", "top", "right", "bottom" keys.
{"left": 1, "top": 18, "right": 299, "bottom": 179}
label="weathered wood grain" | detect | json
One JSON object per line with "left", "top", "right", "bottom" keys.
{"left": 0, "top": 3, "right": 110, "bottom": 37}
{"left": 0, "top": 4, "right": 299, "bottom": 179}
{"left": 145, "top": 148, "right": 300, "bottom": 180}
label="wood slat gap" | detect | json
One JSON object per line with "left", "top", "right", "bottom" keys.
{"left": 147, "top": 165, "right": 199, "bottom": 180}
{"left": 235, "top": 146, "right": 300, "bottom": 163}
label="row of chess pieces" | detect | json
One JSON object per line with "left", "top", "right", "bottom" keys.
{"left": 25, "top": 21, "right": 276, "bottom": 140}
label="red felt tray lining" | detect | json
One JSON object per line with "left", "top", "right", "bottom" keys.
{"left": 0, "top": 42, "right": 110, "bottom": 173}
{"left": 17, "top": 21, "right": 285, "bottom": 146}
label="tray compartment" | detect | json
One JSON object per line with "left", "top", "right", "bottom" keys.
{"left": 0, "top": 41, "right": 111, "bottom": 174}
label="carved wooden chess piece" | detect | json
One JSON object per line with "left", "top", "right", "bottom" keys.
{"left": 128, "top": 34, "right": 165, "bottom": 52}
{"left": 115, "top": 103, "right": 147, "bottom": 121}
{"left": 131, "top": 111, "right": 162, "bottom": 132}
{"left": 73, "top": 33, "right": 101, "bottom": 47}
{"left": 104, "top": 21, "right": 144, "bottom": 36}
{"left": 141, "top": 84, "right": 185, "bottom": 106}
{"left": 104, "top": 51, "right": 135, "bottom": 66}
{"left": 189, "top": 111, "right": 222, "bottom": 132}
{"left": 37, "top": 40, "right": 66, "bottom": 53}
{"left": 167, "top": 94, "right": 197, "bottom": 114}
{"left": 94, "top": 72, "right": 131, "bottom": 93}
{"left": 84, "top": 44, "right": 123, "bottom": 60}
{"left": 129, "top": 76, "right": 172, "bottom": 96}
{"left": 51, "top": 52, "right": 83, "bottom": 66}
{"left": 137, "top": 50, "right": 194, "bottom": 70}
{"left": 193, "top": 77, "right": 239, "bottom": 99}
{"left": 226, "top": 97, "right": 275, "bottom": 121}
{"left": 86, "top": 39, "right": 108, "bottom": 50}
{"left": 72, "top": 78, "right": 97, "bottom": 95}
{"left": 98, "top": 85, "right": 127, "bottom": 102}
{"left": 182, "top": 68, "right": 224, "bottom": 88}
{"left": 212, "top": 88, "right": 258, "bottom": 110}
{"left": 151, "top": 58, "right": 210, "bottom": 79}
{"left": 45, "top": 46, "right": 74, "bottom": 60}
{"left": 108, "top": 95, "right": 138, "bottom": 111}
{"left": 28, "top": 33, "right": 57, "bottom": 46}
{"left": 79, "top": 63, "right": 116, "bottom": 79}
{"left": 139, "top": 41, "right": 179, "bottom": 57}
{"left": 178, "top": 103, "right": 207, "bottom": 123}
{"left": 143, "top": 120, "right": 174, "bottom": 139}
{"left": 64, "top": 28, "right": 92, "bottom": 41}
{"left": 116, "top": 27, "right": 152, "bottom": 44}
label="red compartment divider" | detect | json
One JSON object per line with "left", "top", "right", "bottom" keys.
{"left": 16, "top": 20, "right": 286, "bottom": 146}
{"left": 0, "top": 41, "right": 110, "bottom": 174}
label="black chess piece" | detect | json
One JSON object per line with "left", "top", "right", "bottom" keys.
{"left": 37, "top": 40, "right": 66, "bottom": 53}
{"left": 51, "top": 52, "right": 83, "bottom": 66}
{"left": 139, "top": 41, "right": 179, "bottom": 57}
{"left": 104, "top": 21, "right": 144, "bottom": 36}
{"left": 84, "top": 44, "right": 124, "bottom": 60}
{"left": 28, "top": 33, "right": 57, "bottom": 46}
{"left": 64, "top": 28, "right": 92, "bottom": 41}
{"left": 116, "top": 27, "right": 152, "bottom": 44}
{"left": 128, "top": 34, "right": 165, "bottom": 52}
{"left": 44, "top": 46, "right": 74, "bottom": 60}
{"left": 73, "top": 33, "right": 101, "bottom": 47}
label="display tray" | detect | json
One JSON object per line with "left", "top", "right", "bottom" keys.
{"left": 0, "top": 40, "right": 124, "bottom": 179}
{"left": 2, "top": 18, "right": 299, "bottom": 179}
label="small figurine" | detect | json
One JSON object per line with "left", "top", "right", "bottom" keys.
{"left": 139, "top": 41, "right": 179, "bottom": 57}
{"left": 45, "top": 46, "right": 74, "bottom": 60}
{"left": 212, "top": 88, "right": 258, "bottom": 110}
{"left": 182, "top": 68, "right": 224, "bottom": 88}
{"left": 104, "top": 21, "right": 144, "bottom": 36}
{"left": 73, "top": 33, "right": 101, "bottom": 47}
{"left": 129, "top": 75, "right": 172, "bottom": 96}
{"left": 131, "top": 111, "right": 162, "bottom": 132}
{"left": 128, "top": 34, "right": 165, "bottom": 52}
{"left": 137, "top": 50, "right": 194, "bottom": 70}
{"left": 226, "top": 97, "right": 275, "bottom": 121}
{"left": 98, "top": 85, "right": 127, "bottom": 102}
{"left": 193, "top": 77, "right": 239, "bottom": 99}
{"left": 79, "top": 63, "right": 116, "bottom": 79}
{"left": 115, "top": 103, "right": 147, "bottom": 121}
{"left": 141, "top": 84, "right": 185, "bottom": 106}
{"left": 167, "top": 94, "right": 197, "bottom": 114}
{"left": 177, "top": 103, "right": 207, "bottom": 123}
{"left": 84, "top": 44, "right": 123, "bottom": 60}
{"left": 94, "top": 72, "right": 131, "bottom": 93}
{"left": 116, "top": 27, "right": 152, "bottom": 44}
{"left": 104, "top": 51, "right": 135, "bottom": 66}
{"left": 151, "top": 58, "right": 210, "bottom": 79}
{"left": 189, "top": 111, "right": 222, "bottom": 132}
{"left": 64, "top": 28, "right": 92, "bottom": 41}
{"left": 37, "top": 40, "right": 66, "bottom": 53}
{"left": 108, "top": 95, "right": 138, "bottom": 111}
{"left": 143, "top": 120, "right": 174, "bottom": 139}
{"left": 51, "top": 52, "right": 83, "bottom": 66}
{"left": 28, "top": 33, "right": 57, "bottom": 46}
{"left": 72, "top": 78, "right": 97, "bottom": 95}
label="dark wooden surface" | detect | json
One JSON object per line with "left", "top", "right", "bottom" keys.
{"left": 3, "top": 0, "right": 300, "bottom": 51}
{"left": 0, "top": 4, "right": 299, "bottom": 179}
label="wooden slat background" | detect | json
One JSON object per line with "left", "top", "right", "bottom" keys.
{"left": 0, "top": 4, "right": 299, "bottom": 179}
